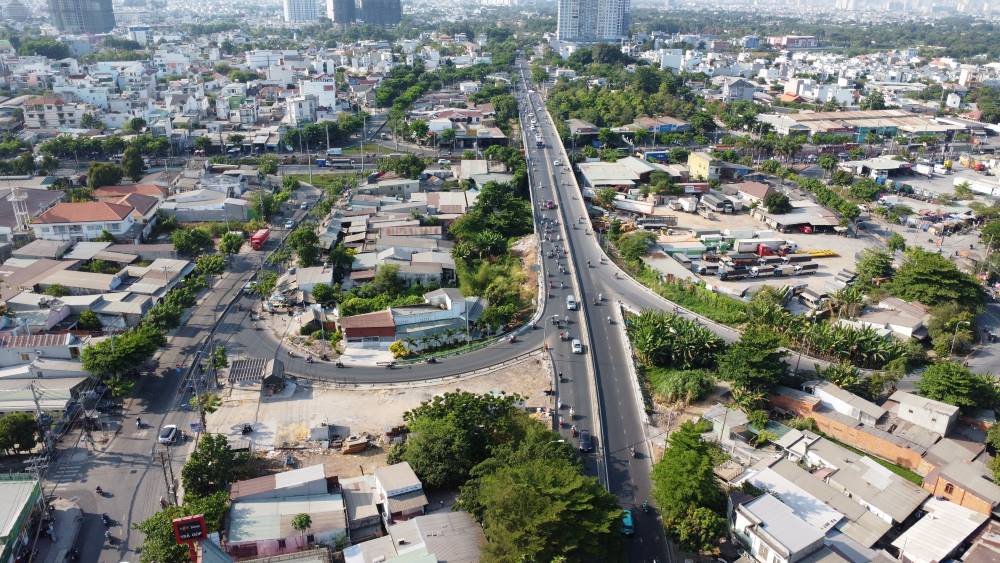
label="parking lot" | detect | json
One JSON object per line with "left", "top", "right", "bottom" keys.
{"left": 643, "top": 209, "right": 880, "bottom": 296}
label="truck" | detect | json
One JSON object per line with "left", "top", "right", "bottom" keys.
{"left": 250, "top": 229, "right": 270, "bottom": 250}
{"left": 914, "top": 163, "right": 933, "bottom": 177}
{"left": 734, "top": 238, "right": 793, "bottom": 254}
{"left": 794, "top": 263, "right": 819, "bottom": 275}
{"left": 678, "top": 197, "right": 698, "bottom": 213}
{"left": 718, "top": 266, "right": 750, "bottom": 281}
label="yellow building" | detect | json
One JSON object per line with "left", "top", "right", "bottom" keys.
{"left": 687, "top": 151, "right": 721, "bottom": 181}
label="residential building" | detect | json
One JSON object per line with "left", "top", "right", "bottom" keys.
{"left": 920, "top": 438, "right": 1000, "bottom": 517}
{"left": 47, "top": 0, "right": 116, "bottom": 34}
{"left": 803, "top": 380, "right": 886, "bottom": 426}
{"left": 556, "top": 0, "right": 629, "bottom": 42}
{"left": 287, "top": 94, "right": 318, "bottom": 126}
{"left": 732, "top": 494, "right": 827, "bottom": 563}
{"left": 343, "top": 512, "right": 485, "bottom": 563}
{"left": 31, "top": 201, "right": 137, "bottom": 243}
{"left": 283, "top": 0, "right": 321, "bottom": 22}
{"left": 887, "top": 390, "right": 959, "bottom": 436}
{"left": 0, "top": 185, "right": 64, "bottom": 246}
{"left": 892, "top": 498, "right": 987, "bottom": 563}
{"left": 357, "top": 0, "right": 400, "bottom": 25}
{"left": 227, "top": 464, "right": 348, "bottom": 559}
{"left": 627, "top": 115, "right": 690, "bottom": 134}
{"left": 688, "top": 151, "right": 721, "bottom": 181}
{"left": 23, "top": 96, "right": 93, "bottom": 129}
{"left": 326, "top": 0, "right": 356, "bottom": 23}
{"left": 374, "top": 462, "right": 428, "bottom": 524}
{"left": 714, "top": 76, "right": 760, "bottom": 102}
{"left": 0, "top": 475, "right": 40, "bottom": 563}
{"left": 0, "top": 333, "right": 84, "bottom": 366}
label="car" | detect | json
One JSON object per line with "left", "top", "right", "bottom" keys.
{"left": 284, "top": 220, "right": 295, "bottom": 229}
{"left": 300, "top": 201, "right": 309, "bottom": 209}
{"left": 578, "top": 429, "right": 593, "bottom": 452}
{"left": 553, "top": 159, "right": 561, "bottom": 166}
{"left": 243, "top": 280, "right": 257, "bottom": 291}
{"left": 437, "top": 158, "right": 451, "bottom": 165}
{"left": 621, "top": 509, "right": 635, "bottom": 536}
{"left": 158, "top": 425, "right": 179, "bottom": 444}
{"left": 571, "top": 339, "right": 583, "bottom": 354}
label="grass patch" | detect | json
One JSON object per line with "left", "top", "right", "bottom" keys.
{"left": 635, "top": 268, "right": 749, "bottom": 325}
{"left": 646, "top": 367, "right": 716, "bottom": 404}
{"left": 286, "top": 173, "right": 360, "bottom": 196}
{"left": 824, "top": 435, "right": 923, "bottom": 485}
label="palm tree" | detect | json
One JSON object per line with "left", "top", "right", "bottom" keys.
{"left": 190, "top": 392, "right": 221, "bottom": 433}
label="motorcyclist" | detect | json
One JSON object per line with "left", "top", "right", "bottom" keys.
{"left": 136, "top": 417, "right": 142, "bottom": 429}
{"left": 95, "top": 486, "right": 103, "bottom": 496}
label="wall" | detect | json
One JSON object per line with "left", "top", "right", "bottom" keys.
{"left": 770, "top": 391, "right": 926, "bottom": 473}
{"left": 922, "top": 476, "right": 995, "bottom": 516}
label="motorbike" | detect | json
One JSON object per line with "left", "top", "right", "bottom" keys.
{"left": 101, "top": 513, "right": 112, "bottom": 527}
{"left": 427, "top": 357, "right": 438, "bottom": 364}
{"left": 335, "top": 361, "right": 344, "bottom": 368}
{"left": 95, "top": 486, "right": 104, "bottom": 497}
{"left": 321, "top": 353, "right": 329, "bottom": 361}
{"left": 630, "top": 447, "right": 637, "bottom": 458}
{"left": 305, "top": 356, "right": 314, "bottom": 364}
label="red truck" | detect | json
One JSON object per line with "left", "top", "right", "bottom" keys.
{"left": 250, "top": 229, "right": 270, "bottom": 250}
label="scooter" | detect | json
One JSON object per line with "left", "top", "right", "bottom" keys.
{"left": 101, "top": 513, "right": 112, "bottom": 527}
{"left": 335, "top": 361, "right": 344, "bottom": 368}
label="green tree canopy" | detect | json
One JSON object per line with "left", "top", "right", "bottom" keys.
{"left": 917, "top": 361, "right": 996, "bottom": 410}
{"left": 888, "top": 248, "right": 984, "bottom": 309}
{"left": 180, "top": 433, "right": 249, "bottom": 501}
{"left": 172, "top": 227, "right": 213, "bottom": 257}
{"left": 0, "top": 413, "right": 38, "bottom": 454}
{"left": 718, "top": 324, "right": 786, "bottom": 399}
{"left": 627, "top": 311, "right": 724, "bottom": 370}
{"left": 763, "top": 191, "right": 791, "bottom": 214}
{"left": 134, "top": 492, "right": 228, "bottom": 563}
{"left": 87, "top": 162, "right": 124, "bottom": 189}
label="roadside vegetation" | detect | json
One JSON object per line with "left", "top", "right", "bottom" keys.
{"left": 388, "top": 392, "right": 623, "bottom": 562}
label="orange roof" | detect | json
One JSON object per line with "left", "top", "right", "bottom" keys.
{"left": 339, "top": 309, "right": 394, "bottom": 329}
{"left": 93, "top": 184, "right": 167, "bottom": 199}
{"left": 33, "top": 201, "right": 134, "bottom": 224}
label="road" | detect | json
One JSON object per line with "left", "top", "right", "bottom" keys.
{"left": 42, "top": 187, "right": 319, "bottom": 563}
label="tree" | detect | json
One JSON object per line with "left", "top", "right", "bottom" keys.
{"left": 981, "top": 219, "right": 1000, "bottom": 250}
{"left": 87, "top": 162, "right": 123, "bottom": 189}
{"left": 818, "top": 154, "right": 838, "bottom": 177}
{"left": 886, "top": 232, "right": 906, "bottom": 253}
{"left": 763, "top": 191, "right": 792, "bottom": 214}
{"left": 43, "top": 284, "right": 69, "bottom": 297}
{"left": 917, "top": 361, "right": 996, "bottom": 409}
{"left": 856, "top": 249, "right": 894, "bottom": 288}
{"left": 219, "top": 232, "right": 243, "bottom": 255}
{"left": 617, "top": 231, "right": 656, "bottom": 263}
{"left": 594, "top": 187, "right": 617, "bottom": 209}
{"left": 95, "top": 229, "right": 116, "bottom": 243}
{"left": 77, "top": 309, "right": 102, "bottom": 331}
{"left": 122, "top": 145, "right": 146, "bottom": 182}
{"left": 440, "top": 127, "right": 456, "bottom": 148}
{"left": 123, "top": 117, "right": 147, "bottom": 133}
{"left": 252, "top": 270, "right": 278, "bottom": 298}
{"left": 394, "top": 392, "right": 524, "bottom": 486}
{"left": 311, "top": 283, "right": 337, "bottom": 306}
{"left": 257, "top": 154, "right": 278, "bottom": 176}
{"left": 81, "top": 113, "right": 104, "bottom": 130}
{"left": 0, "top": 413, "right": 38, "bottom": 454}
{"left": 672, "top": 507, "right": 727, "bottom": 553}
{"left": 889, "top": 248, "right": 984, "bottom": 309}
{"left": 134, "top": 492, "right": 229, "bottom": 563}
{"left": 286, "top": 225, "right": 320, "bottom": 266}
{"left": 180, "top": 433, "right": 247, "bottom": 500}
{"left": 291, "top": 513, "right": 312, "bottom": 538}
{"left": 171, "top": 227, "right": 213, "bottom": 257}
{"left": 627, "top": 311, "right": 724, "bottom": 370}
{"left": 927, "top": 302, "right": 977, "bottom": 357}
{"left": 717, "top": 324, "right": 787, "bottom": 400}
{"left": 410, "top": 119, "right": 429, "bottom": 142}
{"left": 190, "top": 393, "right": 221, "bottom": 434}
{"left": 227, "top": 133, "right": 245, "bottom": 148}
{"left": 860, "top": 90, "right": 887, "bottom": 111}
{"left": 193, "top": 136, "right": 213, "bottom": 154}
{"left": 195, "top": 254, "right": 226, "bottom": 276}
{"left": 651, "top": 420, "right": 724, "bottom": 524}
{"left": 81, "top": 324, "right": 166, "bottom": 379}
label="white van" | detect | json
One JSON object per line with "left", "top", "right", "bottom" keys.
{"left": 566, "top": 295, "right": 578, "bottom": 310}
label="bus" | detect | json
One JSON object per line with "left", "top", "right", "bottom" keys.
{"left": 327, "top": 158, "right": 353, "bottom": 169}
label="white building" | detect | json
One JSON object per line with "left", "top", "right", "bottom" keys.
{"left": 23, "top": 96, "right": 93, "bottom": 129}
{"left": 283, "top": 0, "right": 321, "bottom": 22}
{"left": 299, "top": 78, "right": 338, "bottom": 109}
{"left": 556, "top": 0, "right": 629, "bottom": 42}
{"left": 733, "top": 494, "right": 826, "bottom": 563}
{"left": 31, "top": 202, "right": 136, "bottom": 242}
{"left": 888, "top": 390, "right": 960, "bottom": 436}
{"left": 287, "top": 94, "right": 318, "bottom": 126}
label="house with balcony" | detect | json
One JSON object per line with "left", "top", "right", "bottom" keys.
{"left": 31, "top": 201, "right": 138, "bottom": 243}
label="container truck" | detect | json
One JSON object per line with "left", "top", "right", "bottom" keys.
{"left": 913, "top": 163, "right": 933, "bottom": 177}
{"left": 794, "top": 263, "right": 819, "bottom": 275}
{"left": 251, "top": 229, "right": 270, "bottom": 250}
{"left": 734, "top": 238, "right": 794, "bottom": 253}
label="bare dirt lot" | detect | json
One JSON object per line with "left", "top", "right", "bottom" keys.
{"left": 206, "top": 352, "right": 554, "bottom": 477}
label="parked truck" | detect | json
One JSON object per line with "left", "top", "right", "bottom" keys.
{"left": 734, "top": 238, "right": 796, "bottom": 254}
{"left": 251, "top": 229, "right": 270, "bottom": 250}
{"left": 914, "top": 163, "right": 933, "bottom": 177}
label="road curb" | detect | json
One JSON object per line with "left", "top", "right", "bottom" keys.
{"left": 286, "top": 349, "right": 544, "bottom": 390}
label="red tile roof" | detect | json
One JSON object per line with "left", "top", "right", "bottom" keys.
{"left": 33, "top": 201, "right": 134, "bottom": 224}
{"left": 339, "top": 309, "right": 394, "bottom": 330}
{"left": 93, "top": 184, "right": 167, "bottom": 200}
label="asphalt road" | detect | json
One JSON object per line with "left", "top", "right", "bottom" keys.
{"left": 42, "top": 189, "right": 318, "bottom": 563}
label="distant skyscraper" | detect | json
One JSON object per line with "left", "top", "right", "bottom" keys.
{"left": 4, "top": 0, "right": 32, "bottom": 21}
{"left": 47, "top": 0, "right": 116, "bottom": 34}
{"left": 557, "top": 0, "right": 628, "bottom": 42}
{"left": 326, "top": 0, "right": 355, "bottom": 24}
{"left": 358, "top": 0, "right": 400, "bottom": 25}
{"left": 283, "top": 0, "right": 321, "bottom": 23}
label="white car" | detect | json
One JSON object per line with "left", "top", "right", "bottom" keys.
{"left": 284, "top": 220, "right": 295, "bottom": 229}
{"left": 553, "top": 159, "right": 561, "bottom": 166}
{"left": 571, "top": 339, "right": 583, "bottom": 354}
{"left": 300, "top": 201, "right": 309, "bottom": 209}
{"left": 437, "top": 158, "right": 451, "bottom": 165}
{"left": 158, "top": 425, "right": 179, "bottom": 444}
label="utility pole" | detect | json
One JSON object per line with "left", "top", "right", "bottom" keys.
{"left": 29, "top": 383, "right": 53, "bottom": 458}
{"left": 159, "top": 449, "right": 178, "bottom": 505}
